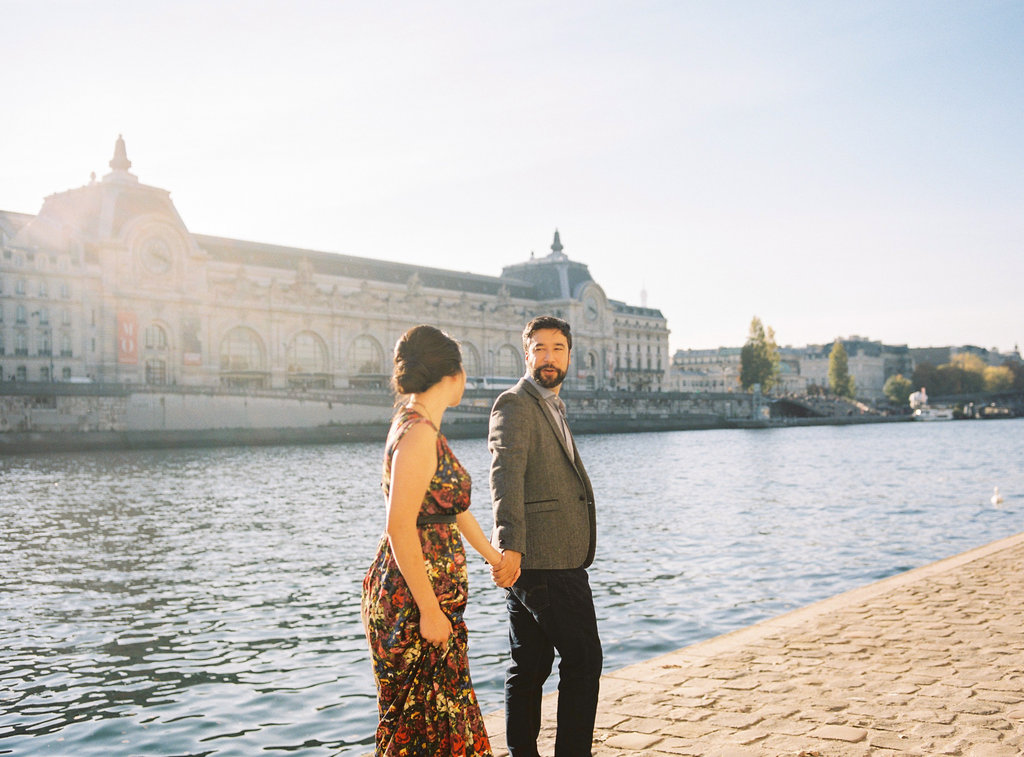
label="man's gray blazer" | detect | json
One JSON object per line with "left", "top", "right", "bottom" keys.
{"left": 489, "top": 377, "right": 596, "bottom": 570}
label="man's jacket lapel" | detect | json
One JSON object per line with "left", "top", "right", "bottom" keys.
{"left": 520, "top": 379, "right": 577, "bottom": 466}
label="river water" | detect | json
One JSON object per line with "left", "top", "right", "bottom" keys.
{"left": 2, "top": 419, "right": 1023, "bottom": 756}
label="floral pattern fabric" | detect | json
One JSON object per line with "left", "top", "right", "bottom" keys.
{"left": 361, "top": 408, "right": 492, "bottom": 756}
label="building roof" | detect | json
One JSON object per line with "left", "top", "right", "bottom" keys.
{"left": 500, "top": 230, "right": 597, "bottom": 301}
{"left": 194, "top": 233, "right": 538, "bottom": 298}
{"left": 609, "top": 299, "right": 665, "bottom": 319}
{"left": 1, "top": 138, "right": 651, "bottom": 311}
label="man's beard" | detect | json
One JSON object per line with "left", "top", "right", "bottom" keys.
{"left": 532, "top": 364, "right": 566, "bottom": 389}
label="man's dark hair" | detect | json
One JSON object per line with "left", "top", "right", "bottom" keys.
{"left": 522, "top": 315, "right": 573, "bottom": 352}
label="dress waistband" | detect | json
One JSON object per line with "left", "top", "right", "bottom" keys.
{"left": 416, "top": 513, "right": 457, "bottom": 526}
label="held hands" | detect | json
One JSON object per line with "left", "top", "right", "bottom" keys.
{"left": 420, "top": 605, "right": 453, "bottom": 648}
{"left": 490, "top": 549, "right": 522, "bottom": 588}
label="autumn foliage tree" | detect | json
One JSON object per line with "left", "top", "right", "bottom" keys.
{"left": 911, "top": 353, "right": 1021, "bottom": 396}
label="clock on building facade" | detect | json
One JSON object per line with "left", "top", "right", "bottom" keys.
{"left": 139, "top": 234, "right": 173, "bottom": 274}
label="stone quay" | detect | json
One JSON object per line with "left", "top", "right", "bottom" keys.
{"left": 483, "top": 531, "right": 1024, "bottom": 756}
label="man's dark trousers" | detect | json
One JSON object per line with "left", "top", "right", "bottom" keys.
{"left": 504, "top": 567, "right": 602, "bottom": 757}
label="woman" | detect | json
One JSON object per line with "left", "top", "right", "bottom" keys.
{"left": 362, "top": 325, "right": 509, "bottom": 756}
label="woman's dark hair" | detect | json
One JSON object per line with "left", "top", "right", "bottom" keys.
{"left": 522, "top": 315, "right": 573, "bottom": 352}
{"left": 391, "top": 325, "right": 463, "bottom": 395}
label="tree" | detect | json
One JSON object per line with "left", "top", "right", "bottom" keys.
{"left": 1004, "top": 360, "right": 1024, "bottom": 391}
{"left": 936, "top": 363, "right": 984, "bottom": 394}
{"left": 951, "top": 353, "right": 987, "bottom": 374}
{"left": 828, "top": 339, "right": 855, "bottom": 398}
{"left": 984, "top": 365, "right": 1015, "bottom": 392}
{"left": 883, "top": 373, "right": 914, "bottom": 406}
{"left": 739, "top": 317, "right": 780, "bottom": 392}
{"left": 911, "top": 362, "right": 944, "bottom": 395}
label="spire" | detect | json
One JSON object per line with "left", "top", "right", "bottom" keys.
{"left": 109, "top": 134, "right": 132, "bottom": 172}
{"left": 551, "top": 229, "right": 563, "bottom": 255}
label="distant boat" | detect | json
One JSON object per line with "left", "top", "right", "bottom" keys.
{"left": 909, "top": 387, "right": 954, "bottom": 421}
{"left": 912, "top": 406, "right": 954, "bottom": 421}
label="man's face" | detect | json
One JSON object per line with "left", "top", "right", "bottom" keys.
{"left": 525, "top": 328, "right": 571, "bottom": 389}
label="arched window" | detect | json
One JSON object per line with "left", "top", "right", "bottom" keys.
{"left": 287, "top": 331, "right": 331, "bottom": 389}
{"left": 461, "top": 342, "right": 482, "bottom": 378}
{"left": 494, "top": 345, "right": 522, "bottom": 378}
{"left": 221, "top": 327, "right": 265, "bottom": 371}
{"left": 348, "top": 335, "right": 383, "bottom": 374}
{"left": 288, "top": 331, "right": 328, "bottom": 373}
{"left": 585, "top": 351, "right": 599, "bottom": 390}
{"left": 347, "top": 335, "right": 385, "bottom": 388}
{"left": 219, "top": 327, "right": 268, "bottom": 389}
{"left": 145, "top": 324, "right": 167, "bottom": 349}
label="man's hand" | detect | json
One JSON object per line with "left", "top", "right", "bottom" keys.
{"left": 491, "top": 549, "right": 522, "bottom": 588}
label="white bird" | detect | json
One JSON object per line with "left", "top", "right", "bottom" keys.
{"left": 991, "top": 486, "right": 1004, "bottom": 506}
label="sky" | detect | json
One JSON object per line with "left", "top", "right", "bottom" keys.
{"left": 3, "top": 0, "right": 1022, "bottom": 354}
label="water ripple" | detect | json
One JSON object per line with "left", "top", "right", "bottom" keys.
{"left": 2, "top": 419, "right": 1023, "bottom": 755}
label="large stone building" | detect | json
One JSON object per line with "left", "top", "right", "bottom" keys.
{"left": 671, "top": 338, "right": 914, "bottom": 401}
{"left": 669, "top": 347, "right": 742, "bottom": 393}
{"left": 0, "top": 137, "right": 669, "bottom": 392}
{"left": 796, "top": 338, "right": 913, "bottom": 401}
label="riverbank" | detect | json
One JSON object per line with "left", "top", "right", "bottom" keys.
{"left": 4, "top": 382, "right": 916, "bottom": 453}
{"left": 0, "top": 413, "right": 913, "bottom": 453}
{"left": 483, "top": 531, "right": 1024, "bottom": 756}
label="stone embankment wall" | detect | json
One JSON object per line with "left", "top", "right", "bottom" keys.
{"left": 0, "top": 391, "right": 392, "bottom": 433}
{"left": 0, "top": 386, "right": 763, "bottom": 452}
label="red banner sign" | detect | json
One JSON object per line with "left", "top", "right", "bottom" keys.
{"left": 118, "top": 312, "right": 138, "bottom": 364}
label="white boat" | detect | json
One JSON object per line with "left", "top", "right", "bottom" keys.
{"left": 909, "top": 387, "right": 954, "bottom": 421}
{"left": 913, "top": 406, "right": 954, "bottom": 421}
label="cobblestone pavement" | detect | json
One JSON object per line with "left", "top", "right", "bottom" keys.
{"left": 482, "top": 531, "right": 1024, "bottom": 756}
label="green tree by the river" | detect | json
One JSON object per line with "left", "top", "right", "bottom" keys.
{"left": 828, "top": 339, "right": 856, "bottom": 398}
{"left": 883, "top": 373, "right": 914, "bottom": 406}
{"left": 739, "top": 316, "right": 780, "bottom": 392}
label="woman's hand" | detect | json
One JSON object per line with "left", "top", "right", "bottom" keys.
{"left": 491, "top": 549, "right": 522, "bottom": 588}
{"left": 420, "top": 606, "right": 453, "bottom": 648}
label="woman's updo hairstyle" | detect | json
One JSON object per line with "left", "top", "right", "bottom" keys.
{"left": 391, "top": 325, "right": 463, "bottom": 395}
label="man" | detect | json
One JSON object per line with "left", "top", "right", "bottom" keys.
{"left": 489, "top": 315, "right": 601, "bottom": 757}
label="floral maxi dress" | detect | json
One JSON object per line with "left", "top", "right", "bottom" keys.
{"left": 361, "top": 409, "right": 492, "bottom": 756}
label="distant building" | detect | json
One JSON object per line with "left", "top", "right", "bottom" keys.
{"left": 0, "top": 137, "right": 669, "bottom": 391}
{"left": 669, "top": 348, "right": 741, "bottom": 392}
{"left": 672, "top": 338, "right": 914, "bottom": 401}
{"left": 796, "top": 338, "right": 912, "bottom": 402}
